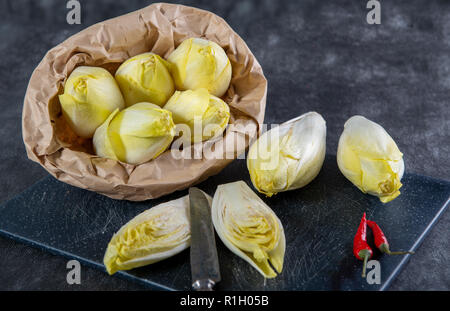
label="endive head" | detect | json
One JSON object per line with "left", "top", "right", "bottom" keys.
{"left": 337, "top": 115, "right": 404, "bottom": 203}
{"left": 58, "top": 66, "right": 125, "bottom": 138}
{"left": 167, "top": 38, "right": 232, "bottom": 97}
{"left": 104, "top": 195, "right": 191, "bottom": 275}
{"left": 247, "top": 112, "right": 327, "bottom": 197}
{"left": 212, "top": 181, "right": 285, "bottom": 278}
{"left": 115, "top": 53, "right": 175, "bottom": 107}
{"left": 93, "top": 102, "right": 175, "bottom": 165}
{"left": 163, "top": 88, "right": 230, "bottom": 143}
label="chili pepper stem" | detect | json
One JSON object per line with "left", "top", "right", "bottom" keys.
{"left": 379, "top": 243, "right": 414, "bottom": 255}
{"left": 359, "top": 249, "right": 371, "bottom": 278}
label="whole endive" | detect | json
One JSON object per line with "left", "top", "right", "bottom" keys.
{"left": 212, "top": 181, "right": 285, "bottom": 278}
{"left": 115, "top": 53, "right": 175, "bottom": 107}
{"left": 104, "top": 195, "right": 191, "bottom": 275}
{"left": 58, "top": 66, "right": 125, "bottom": 138}
{"left": 167, "top": 38, "right": 232, "bottom": 97}
{"left": 163, "top": 88, "right": 230, "bottom": 143}
{"left": 93, "top": 102, "right": 175, "bottom": 165}
{"left": 337, "top": 115, "right": 404, "bottom": 203}
{"left": 247, "top": 112, "right": 327, "bottom": 197}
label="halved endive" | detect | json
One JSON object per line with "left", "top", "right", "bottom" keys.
{"left": 212, "top": 181, "right": 285, "bottom": 278}
{"left": 247, "top": 112, "right": 327, "bottom": 197}
{"left": 93, "top": 102, "right": 175, "bottom": 165}
{"left": 115, "top": 53, "right": 175, "bottom": 107}
{"left": 59, "top": 66, "right": 125, "bottom": 138}
{"left": 167, "top": 38, "right": 232, "bottom": 97}
{"left": 104, "top": 195, "right": 194, "bottom": 275}
{"left": 337, "top": 115, "right": 404, "bottom": 203}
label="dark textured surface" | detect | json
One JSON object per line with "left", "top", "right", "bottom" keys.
{"left": 0, "top": 0, "right": 449, "bottom": 290}
{"left": 1, "top": 156, "right": 449, "bottom": 290}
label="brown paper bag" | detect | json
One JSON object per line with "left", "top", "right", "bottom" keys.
{"left": 22, "top": 3, "right": 267, "bottom": 201}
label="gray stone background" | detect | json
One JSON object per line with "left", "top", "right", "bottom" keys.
{"left": 0, "top": 0, "right": 448, "bottom": 290}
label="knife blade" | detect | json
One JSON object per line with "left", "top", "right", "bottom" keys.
{"left": 189, "top": 187, "right": 221, "bottom": 291}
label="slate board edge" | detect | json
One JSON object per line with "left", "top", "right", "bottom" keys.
{"left": 1, "top": 171, "right": 449, "bottom": 291}
{"left": 379, "top": 196, "right": 450, "bottom": 291}
{"left": 0, "top": 229, "right": 174, "bottom": 291}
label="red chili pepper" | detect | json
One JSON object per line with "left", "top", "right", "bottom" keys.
{"left": 353, "top": 213, "right": 373, "bottom": 278}
{"left": 367, "top": 220, "right": 414, "bottom": 255}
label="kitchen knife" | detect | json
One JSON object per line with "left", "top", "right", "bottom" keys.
{"left": 189, "top": 187, "right": 221, "bottom": 291}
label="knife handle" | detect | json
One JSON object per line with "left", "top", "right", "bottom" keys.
{"left": 192, "top": 279, "right": 215, "bottom": 291}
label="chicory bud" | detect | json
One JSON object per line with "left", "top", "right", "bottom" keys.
{"left": 337, "top": 115, "right": 404, "bottom": 203}
{"left": 93, "top": 102, "right": 175, "bottom": 165}
{"left": 167, "top": 38, "right": 232, "bottom": 97}
{"left": 115, "top": 53, "right": 175, "bottom": 107}
{"left": 163, "top": 88, "right": 230, "bottom": 143}
{"left": 58, "top": 66, "right": 125, "bottom": 138}
{"left": 247, "top": 112, "right": 327, "bottom": 197}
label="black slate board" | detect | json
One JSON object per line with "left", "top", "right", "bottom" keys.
{"left": 0, "top": 155, "right": 448, "bottom": 290}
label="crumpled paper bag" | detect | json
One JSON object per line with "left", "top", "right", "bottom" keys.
{"left": 22, "top": 3, "right": 267, "bottom": 201}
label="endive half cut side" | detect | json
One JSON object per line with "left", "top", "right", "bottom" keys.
{"left": 211, "top": 181, "right": 285, "bottom": 278}
{"left": 104, "top": 194, "right": 198, "bottom": 275}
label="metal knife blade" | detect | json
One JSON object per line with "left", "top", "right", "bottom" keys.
{"left": 189, "top": 187, "right": 221, "bottom": 291}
